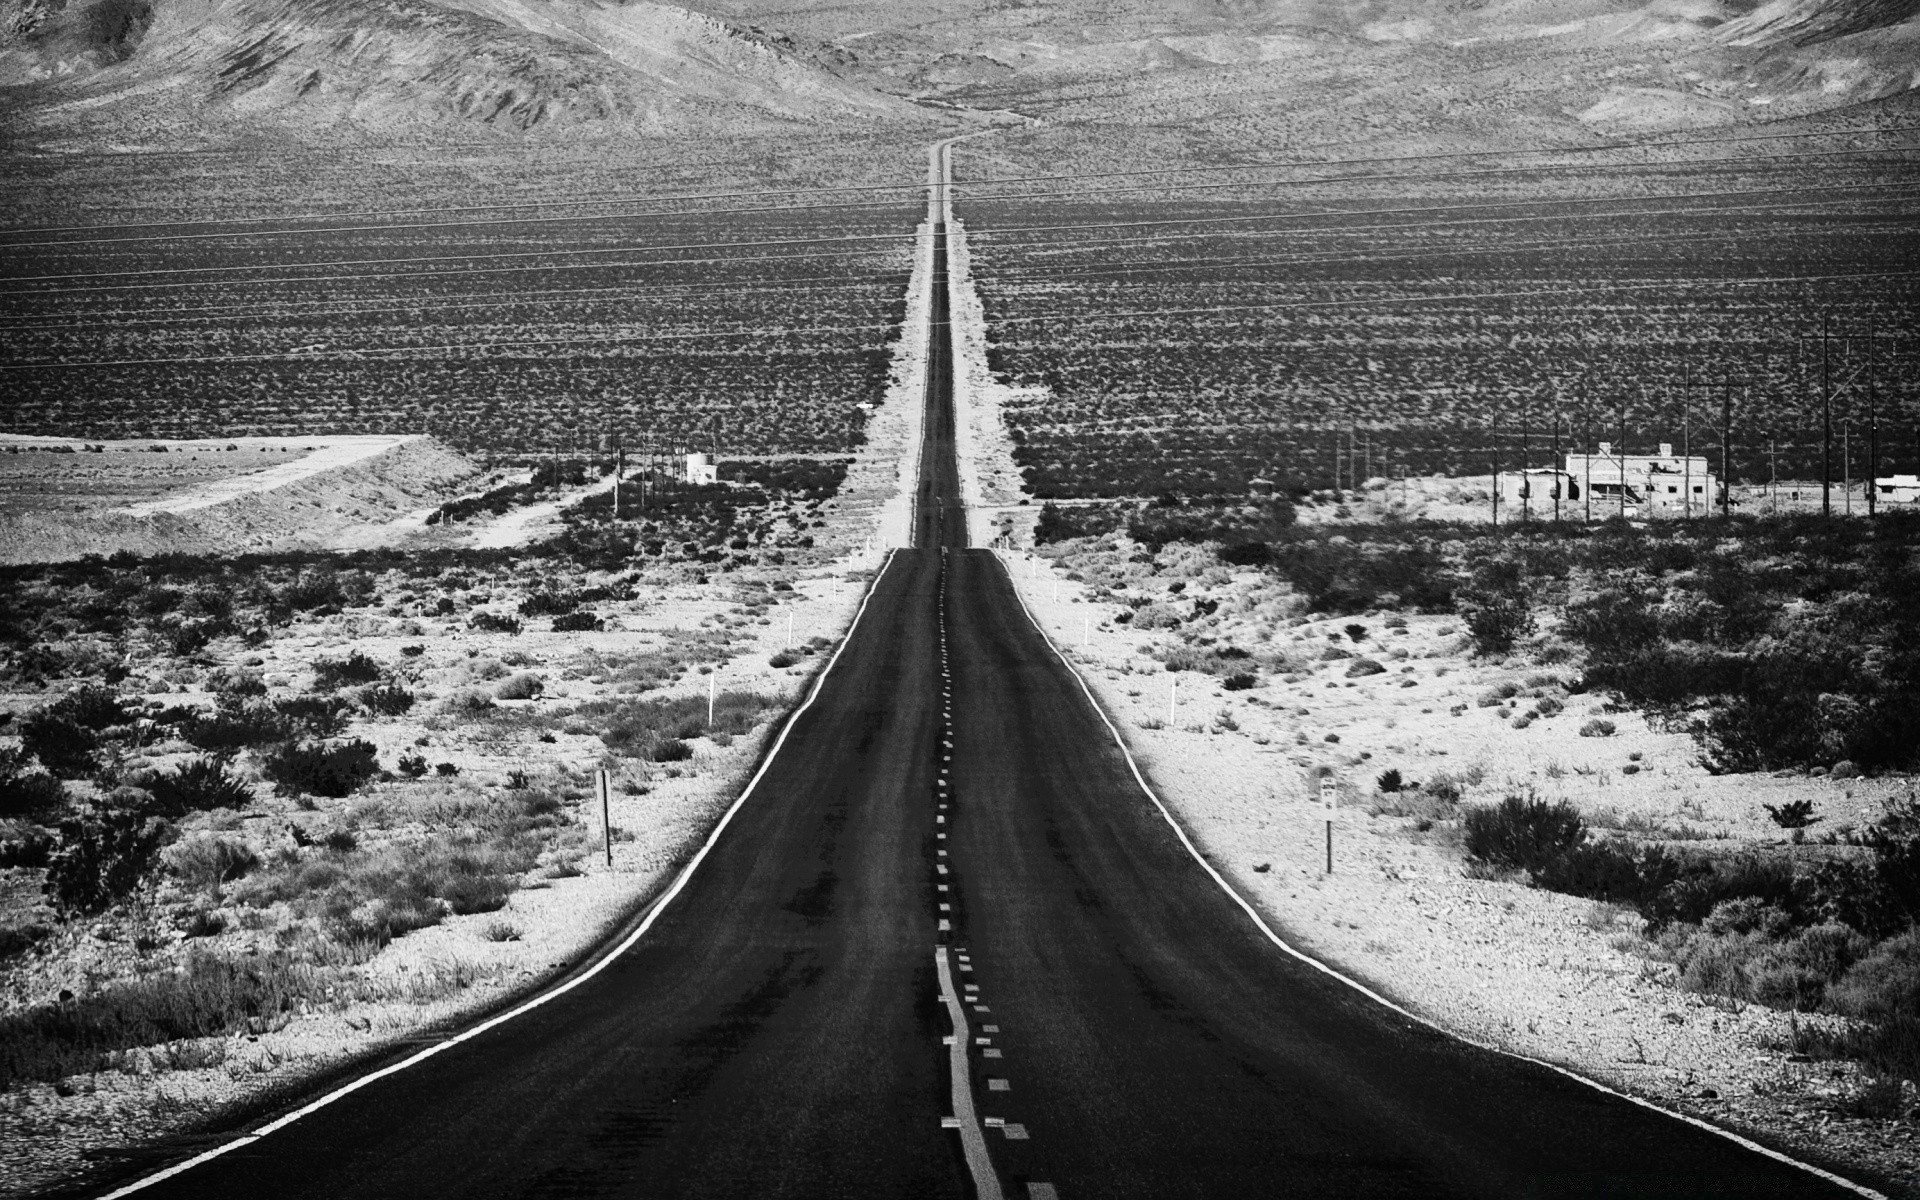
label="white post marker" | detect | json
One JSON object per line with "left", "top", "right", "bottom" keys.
{"left": 1320, "top": 775, "right": 1336, "bottom": 874}
{"left": 707, "top": 670, "right": 716, "bottom": 728}
{"left": 786, "top": 610, "right": 795, "bottom": 649}
{"left": 1168, "top": 675, "right": 1177, "bottom": 726}
{"left": 597, "top": 768, "right": 613, "bottom": 867}
{"left": 1082, "top": 615, "right": 1090, "bottom": 648}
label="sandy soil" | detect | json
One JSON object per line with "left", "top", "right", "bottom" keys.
{"left": 0, "top": 436, "right": 481, "bottom": 565}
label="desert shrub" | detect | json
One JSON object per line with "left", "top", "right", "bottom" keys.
{"left": 1812, "top": 798, "right": 1920, "bottom": 938}
{"left": 161, "top": 832, "right": 259, "bottom": 898}
{"left": 1764, "top": 799, "right": 1820, "bottom": 830}
{"left": 444, "top": 688, "right": 496, "bottom": 714}
{"left": 1579, "top": 718, "right": 1616, "bottom": 738}
{"left": 274, "top": 695, "right": 351, "bottom": 737}
{"left": 1464, "top": 795, "right": 1585, "bottom": 875}
{"left": 207, "top": 669, "right": 267, "bottom": 697}
{"left": 1459, "top": 592, "right": 1534, "bottom": 658}
{"left": 0, "top": 950, "right": 314, "bottom": 1090}
{"left": 359, "top": 683, "right": 416, "bottom": 716}
{"left": 272, "top": 833, "right": 541, "bottom": 947}
{"left": 468, "top": 612, "right": 522, "bottom": 635}
{"left": 591, "top": 691, "right": 777, "bottom": 759}
{"left": 1221, "top": 671, "right": 1257, "bottom": 691}
{"left": 0, "top": 747, "right": 66, "bottom": 820}
{"left": 651, "top": 738, "right": 693, "bottom": 762}
{"left": 1534, "top": 840, "right": 1687, "bottom": 913}
{"left": 146, "top": 757, "right": 254, "bottom": 817}
{"left": 1344, "top": 658, "right": 1386, "bottom": 678}
{"left": 180, "top": 700, "right": 284, "bottom": 750}
{"left": 44, "top": 809, "right": 173, "bottom": 916}
{"left": 1646, "top": 854, "right": 1809, "bottom": 931}
{"left": 1033, "top": 502, "right": 1127, "bottom": 544}
{"left": 1130, "top": 602, "right": 1183, "bottom": 630}
{"left": 0, "top": 923, "right": 51, "bottom": 960}
{"left": 1832, "top": 931, "right": 1920, "bottom": 1027}
{"left": 1267, "top": 539, "right": 1454, "bottom": 615}
{"left": 312, "top": 653, "right": 384, "bottom": 690}
{"left": 519, "top": 590, "right": 579, "bottom": 617}
{"left": 19, "top": 711, "right": 99, "bottom": 778}
{"left": 396, "top": 752, "right": 429, "bottom": 778}
{"left": 1745, "top": 923, "right": 1875, "bottom": 1011}
{"left": 1376, "top": 768, "right": 1404, "bottom": 793}
{"left": 769, "top": 651, "right": 798, "bottom": 668}
{"left": 495, "top": 672, "right": 545, "bottom": 701}
{"left": 261, "top": 740, "right": 379, "bottom": 799}
{"left": 1476, "top": 681, "right": 1521, "bottom": 707}
{"left": 45, "top": 685, "right": 133, "bottom": 730}
{"left": 551, "top": 612, "right": 604, "bottom": 633}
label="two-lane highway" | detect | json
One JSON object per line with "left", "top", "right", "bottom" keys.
{"left": 81, "top": 166, "right": 1880, "bottom": 1200}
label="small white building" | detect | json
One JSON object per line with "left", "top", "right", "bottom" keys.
{"left": 1563, "top": 442, "right": 1718, "bottom": 517}
{"left": 1498, "top": 468, "right": 1579, "bottom": 512}
{"left": 685, "top": 452, "right": 719, "bottom": 485}
{"left": 1875, "top": 474, "right": 1920, "bottom": 504}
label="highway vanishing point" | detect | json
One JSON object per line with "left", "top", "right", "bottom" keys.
{"left": 81, "top": 143, "right": 1878, "bottom": 1200}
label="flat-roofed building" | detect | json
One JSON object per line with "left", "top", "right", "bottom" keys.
{"left": 1563, "top": 442, "right": 1718, "bottom": 517}
{"left": 1874, "top": 474, "right": 1920, "bottom": 504}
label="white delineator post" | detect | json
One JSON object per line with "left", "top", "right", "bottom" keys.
{"left": 597, "top": 768, "right": 613, "bottom": 867}
{"left": 1168, "top": 675, "right": 1177, "bottom": 725}
{"left": 786, "top": 610, "right": 795, "bottom": 649}
{"left": 1320, "top": 775, "right": 1336, "bottom": 874}
{"left": 1082, "top": 615, "right": 1090, "bottom": 648}
{"left": 707, "top": 670, "right": 716, "bottom": 728}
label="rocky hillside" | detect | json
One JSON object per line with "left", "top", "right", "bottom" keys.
{"left": 0, "top": 0, "right": 920, "bottom": 146}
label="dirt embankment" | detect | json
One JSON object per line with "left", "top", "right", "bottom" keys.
{"left": 0, "top": 437, "right": 480, "bottom": 565}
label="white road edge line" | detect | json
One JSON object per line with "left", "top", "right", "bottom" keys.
{"left": 100, "top": 549, "right": 906, "bottom": 1200}
{"left": 996, "top": 550, "right": 1886, "bottom": 1200}
{"left": 937, "top": 945, "right": 1005, "bottom": 1200}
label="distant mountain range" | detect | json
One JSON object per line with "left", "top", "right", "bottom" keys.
{"left": 2, "top": 0, "right": 1915, "bottom": 148}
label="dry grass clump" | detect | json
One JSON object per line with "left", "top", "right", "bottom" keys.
{"left": 0, "top": 950, "right": 317, "bottom": 1090}
{"left": 582, "top": 691, "right": 777, "bottom": 760}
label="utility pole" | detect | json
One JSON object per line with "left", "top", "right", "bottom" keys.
{"left": 1822, "top": 314, "right": 1833, "bottom": 519}
{"left": 1520, "top": 392, "right": 1530, "bottom": 523}
{"left": 1769, "top": 436, "right": 1778, "bottom": 515}
{"left": 1682, "top": 362, "right": 1692, "bottom": 520}
{"left": 1868, "top": 344, "right": 1879, "bottom": 518}
{"left": 1721, "top": 374, "right": 1733, "bottom": 519}
{"left": 1582, "top": 411, "right": 1593, "bottom": 524}
{"left": 1551, "top": 413, "right": 1561, "bottom": 523}
{"left": 1490, "top": 417, "right": 1500, "bottom": 527}
{"left": 1619, "top": 400, "right": 1628, "bottom": 520}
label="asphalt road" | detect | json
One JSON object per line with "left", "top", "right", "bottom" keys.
{"left": 89, "top": 214, "right": 1871, "bottom": 1199}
